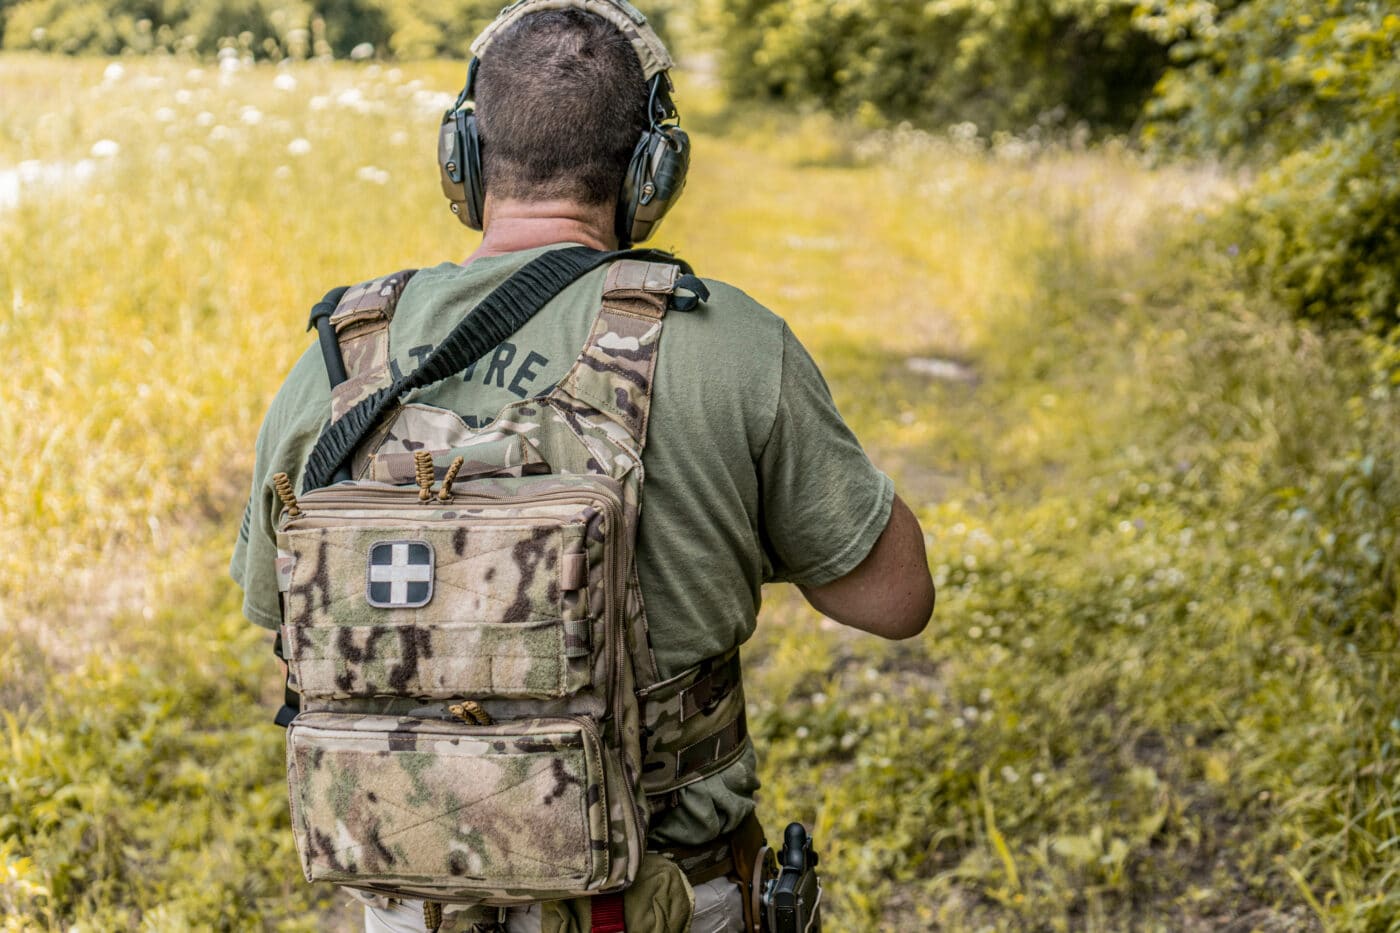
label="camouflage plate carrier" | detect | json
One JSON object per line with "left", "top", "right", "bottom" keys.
{"left": 273, "top": 258, "right": 750, "bottom": 908}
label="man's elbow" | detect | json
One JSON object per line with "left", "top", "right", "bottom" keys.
{"left": 882, "top": 575, "right": 935, "bottom": 640}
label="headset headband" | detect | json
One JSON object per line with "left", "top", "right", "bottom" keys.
{"left": 471, "top": 0, "right": 674, "bottom": 82}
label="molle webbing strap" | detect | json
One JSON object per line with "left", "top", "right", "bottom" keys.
{"left": 301, "top": 247, "right": 689, "bottom": 492}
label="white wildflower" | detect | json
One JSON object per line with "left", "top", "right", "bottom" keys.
{"left": 195, "top": 111, "right": 215, "bottom": 127}
{"left": 103, "top": 63, "right": 125, "bottom": 83}
{"left": 273, "top": 73, "right": 298, "bottom": 92}
{"left": 287, "top": 138, "right": 312, "bottom": 156}
{"left": 1000, "top": 766, "right": 1020, "bottom": 783}
{"left": 239, "top": 106, "right": 263, "bottom": 125}
{"left": 355, "top": 165, "right": 390, "bottom": 185}
{"left": 350, "top": 42, "right": 375, "bottom": 61}
{"left": 90, "top": 139, "right": 120, "bottom": 159}
{"left": 154, "top": 107, "right": 176, "bottom": 123}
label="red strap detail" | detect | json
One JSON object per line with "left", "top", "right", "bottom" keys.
{"left": 591, "top": 892, "right": 626, "bottom": 933}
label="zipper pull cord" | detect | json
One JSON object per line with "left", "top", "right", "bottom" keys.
{"left": 414, "top": 450, "right": 435, "bottom": 503}
{"left": 272, "top": 472, "right": 301, "bottom": 518}
{"left": 437, "top": 456, "right": 466, "bottom": 502}
{"left": 448, "top": 700, "right": 494, "bottom": 726}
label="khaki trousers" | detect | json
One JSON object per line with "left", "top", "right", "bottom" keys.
{"left": 365, "top": 878, "right": 745, "bottom": 933}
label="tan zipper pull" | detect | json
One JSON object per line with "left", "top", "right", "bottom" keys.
{"left": 272, "top": 472, "right": 301, "bottom": 518}
{"left": 414, "top": 450, "right": 434, "bottom": 503}
{"left": 448, "top": 700, "right": 494, "bottom": 726}
{"left": 437, "top": 456, "right": 465, "bottom": 501}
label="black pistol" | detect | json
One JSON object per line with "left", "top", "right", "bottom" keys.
{"left": 762, "top": 822, "right": 823, "bottom": 932}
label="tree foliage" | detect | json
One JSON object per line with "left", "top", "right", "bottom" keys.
{"left": 0, "top": 0, "right": 680, "bottom": 58}
{"left": 1141, "top": 0, "right": 1400, "bottom": 333}
{"left": 707, "top": 0, "right": 1171, "bottom": 132}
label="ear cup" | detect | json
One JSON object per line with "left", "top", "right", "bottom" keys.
{"left": 617, "top": 125, "right": 690, "bottom": 246}
{"left": 460, "top": 112, "right": 485, "bottom": 230}
{"left": 438, "top": 109, "right": 485, "bottom": 230}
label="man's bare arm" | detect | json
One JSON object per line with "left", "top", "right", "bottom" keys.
{"left": 798, "top": 495, "right": 934, "bottom": 639}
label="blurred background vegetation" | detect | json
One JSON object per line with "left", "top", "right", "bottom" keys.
{"left": 0, "top": 0, "right": 1397, "bottom": 930}
{"left": 1, "top": 0, "right": 1396, "bottom": 335}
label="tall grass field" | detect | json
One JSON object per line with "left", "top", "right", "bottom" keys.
{"left": 1, "top": 55, "right": 1397, "bottom": 930}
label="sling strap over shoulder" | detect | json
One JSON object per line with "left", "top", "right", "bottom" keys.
{"left": 301, "top": 246, "right": 693, "bottom": 492}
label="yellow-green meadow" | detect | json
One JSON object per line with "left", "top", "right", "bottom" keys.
{"left": 1, "top": 54, "right": 1397, "bottom": 930}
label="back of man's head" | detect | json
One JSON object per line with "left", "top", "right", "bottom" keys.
{"left": 476, "top": 10, "right": 649, "bottom": 207}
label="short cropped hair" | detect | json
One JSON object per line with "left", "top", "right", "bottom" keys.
{"left": 475, "top": 10, "right": 649, "bottom": 205}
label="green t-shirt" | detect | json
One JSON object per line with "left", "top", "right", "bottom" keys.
{"left": 231, "top": 244, "right": 893, "bottom": 845}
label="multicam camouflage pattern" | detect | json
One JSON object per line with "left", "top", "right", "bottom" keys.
{"left": 280, "top": 480, "right": 600, "bottom": 703}
{"left": 357, "top": 403, "right": 550, "bottom": 484}
{"left": 637, "top": 649, "right": 749, "bottom": 796}
{"left": 470, "top": 0, "right": 675, "bottom": 82}
{"left": 287, "top": 712, "right": 611, "bottom": 898}
{"left": 327, "top": 269, "right": 416, "bottom": 422}
{"left": 275, "top": 260, "right": 742, "bottom": 905}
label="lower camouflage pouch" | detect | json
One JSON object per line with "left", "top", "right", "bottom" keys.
{"left": 286, "top": 712, "right": 613, "bottom": 900}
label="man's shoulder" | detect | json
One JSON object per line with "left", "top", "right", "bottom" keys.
{"left": 667, "top": 274, "right": 786, "bottom": 343}
{"left": 261, "top": 341, "right": 334, "bottom": 441}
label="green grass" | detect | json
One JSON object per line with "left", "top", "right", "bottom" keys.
{"left": 0, "top": 55, "right": 1396, "bottom": 930}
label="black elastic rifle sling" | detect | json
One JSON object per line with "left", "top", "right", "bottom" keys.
{"left": 274, "top": 246, "right": 694, "bottom": 727}
{"left": 301, "top": 245, "right": 692, "bottom": 493}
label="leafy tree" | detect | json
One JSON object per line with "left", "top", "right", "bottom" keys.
{"left": 1142, "top": 0, "right": 1400, "bottom": 332}
{"left": 708, "top": 0, "right": 1171, "bottom": 132}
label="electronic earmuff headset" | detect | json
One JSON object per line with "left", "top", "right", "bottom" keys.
{"left": 437, "top": 0, "right": 689, "bottom": 248}
{"left": 438, "top": 57, "right": 487, "bottom": 231}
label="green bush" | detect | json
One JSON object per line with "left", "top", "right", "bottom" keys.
{"left": 1142, "top": 0, "right": 1400, "bottom": 333}
{"left": 708, "top": 0, "right": 1170, "bottom": 132}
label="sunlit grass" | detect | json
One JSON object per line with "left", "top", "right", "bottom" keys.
{"left": 1, "top": 55, "right": 1396, "bottom": 930}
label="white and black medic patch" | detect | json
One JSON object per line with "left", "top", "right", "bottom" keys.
{"left": 366, "top": 540, "right": 434, "bottom": 608}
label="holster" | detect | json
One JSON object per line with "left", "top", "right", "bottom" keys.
{"left": 727, "top": 812, "right": 776, "bottom": 933}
